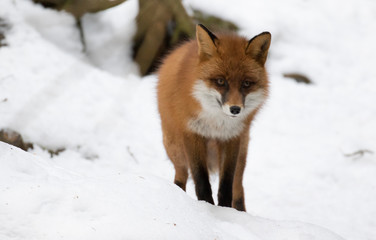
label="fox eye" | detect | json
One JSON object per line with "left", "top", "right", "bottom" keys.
{"left": 242, "top": 80, "right": 253, "bottom": 88}
{"left": 214, "top": 78, "right": 226, "bottom": 87}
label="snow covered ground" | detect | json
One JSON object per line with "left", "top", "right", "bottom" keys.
{"left": 0, "top": 0, "right": 375, "bottom": 239}
{"left": 0, "top": 142, "right": 346, "bottom": 240}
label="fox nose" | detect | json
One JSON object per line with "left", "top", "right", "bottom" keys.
{"left": 230, "top": 106, "right": 241, "bottom": 115}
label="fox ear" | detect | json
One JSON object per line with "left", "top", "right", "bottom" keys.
{"left": 245, "top": 32, "right": 271, "bottom": 66}
{"left": 196, "top": 24, "right": 218, "bottom": 59}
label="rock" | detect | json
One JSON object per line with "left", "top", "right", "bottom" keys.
{"left": 0, "top": 129, "right": 33, "bottom": 151}
{"left": 0, "top": 18, "right": 10, "bottom": 47}
{"left": 283, "top": 73, "right": 312, "bottom": 84}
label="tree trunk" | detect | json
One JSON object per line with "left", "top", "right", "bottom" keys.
{"left": 132, "top": 0, "right": 195, "bottom": 76}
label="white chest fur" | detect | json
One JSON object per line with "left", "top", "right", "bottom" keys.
{"left": 188, "top": 110, "right": 247, "bottom": 140}
{"left": 188, "top": 80, "right": 265, "bottom": 140}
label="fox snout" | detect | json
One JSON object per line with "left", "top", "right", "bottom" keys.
{"left": 222, "top": 104, "right": 243, "bottom": 117}
{"left": 221, "top": 89, "right": 245, "bottom": 117}
{"left": 217, "top": 88, "right": 266, "bottom": 118}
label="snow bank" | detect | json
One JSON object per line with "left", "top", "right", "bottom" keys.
{"left": 0, "top": 142, "right": 344, "bottom": 240}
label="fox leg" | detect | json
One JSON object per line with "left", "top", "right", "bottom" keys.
{"left": 163, "top": 134, "right": 189, "bottom": 191}
{"left": 218, "top": 138, "right": 240, "bottom": 208}
{"left": 174, "top": 164, "right": 188, "bottom": 191}
{"left": 232, "top": 134, "right": 249, "bottom": 211}
{"left": 232, "top": 157, "right": 246, "bottom": 211}
{"left": 184, "top": 134, "right": 214, "bottom": 204}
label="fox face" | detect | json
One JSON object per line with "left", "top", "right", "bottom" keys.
{"left": 194, "top": 65, "right": 268, "bottom": 118}
{"left": 189, "top": 25, "right": 271, "bottom": 140}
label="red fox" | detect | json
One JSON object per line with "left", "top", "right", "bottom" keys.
{"left": 157, "top": 24, "right": 271, "bottom": 211}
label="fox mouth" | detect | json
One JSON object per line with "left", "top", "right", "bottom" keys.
{"left": 223, "top": 108, "right": 242, "bottom": 118}
{"left": 226, "top": 113, "right": 240, "bottom": 118}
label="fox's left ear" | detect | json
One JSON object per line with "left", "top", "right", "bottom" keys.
{"left": 245, "top": 32, "right": 271, "bottom": 66}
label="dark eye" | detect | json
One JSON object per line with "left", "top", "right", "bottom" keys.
{"left": 214, "top": 78, "right": 226, "bottom": 87}
{"left": 242, "top": 80, "right": 253, "bottom": 88}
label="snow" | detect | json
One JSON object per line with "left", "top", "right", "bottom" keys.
{"left": 0, "top": 142, "right": 344, "bottom": 240}
{"left": 0, "top": 0, "right": 375, "bottom": 239}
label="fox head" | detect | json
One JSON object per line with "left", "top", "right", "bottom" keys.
{"left": 193, "top": 24, "right": 271, "bottom": 119}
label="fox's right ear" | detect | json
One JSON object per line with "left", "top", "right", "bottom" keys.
{"left": 196, "top": 24, "right": 218, "bottom": 59}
